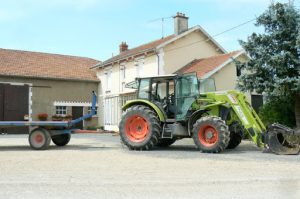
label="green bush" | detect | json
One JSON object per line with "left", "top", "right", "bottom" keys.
{"left": 259, "top": 96, "right": 295, "bottom": 128}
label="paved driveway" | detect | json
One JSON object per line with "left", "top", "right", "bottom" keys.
{"left": 0, "top": 134, "right": 299, "bottom": 199}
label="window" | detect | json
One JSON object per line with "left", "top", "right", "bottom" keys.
{"left": 120, "top": 63, "right": 126, "bottom": 92}
{"left": 120, "top": 64, "right": 126, "bottom": 80}
{"left": 199, "top": 78, "right": 216, "bottom": 93}
{"left": 135, "top": 58, "right": 144, "bottom": 77}
{"left": 105, "top": 70, "right": 112, "bottom": 91}
{"left": 88, "top": 106, "right": 98, "bottom": 115}
{"left": 56, "top": 106, "right": 67, "bottom": 115}
{"left": 138, "top": 78, "right": 150, "bottom": 99}
{"left": 121, "top": 82, "right": 126, "bottom": 92}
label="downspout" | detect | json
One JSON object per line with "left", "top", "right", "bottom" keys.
{"left": 118, "top": 63, "right": 121, "bottom": 93}
{"left": 155, "top": 48, "right": 160, "bottom": 75}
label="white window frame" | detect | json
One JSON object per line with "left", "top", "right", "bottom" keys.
{"left": 120, "top": 63, "right": 126, "bottom": 92}
{"left": 121, "top": 82, "right": 126, "bottom": 92}
{"left": 55, "top": 106, "right": 67, "bottom": 116}
{"left": 120, "top": 63, "right": 126, "bottom": 80}
{"left": 105, "top": 69, "right": 112, "bottom": 92}
{"left": 134, "top": 57, "right": 144, "bottom": 77}
{"left": 88, "top": 106, "right": 98, "bottom": 116}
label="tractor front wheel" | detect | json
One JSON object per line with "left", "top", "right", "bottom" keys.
{"left": 192, "top": 116, "right": 230, "bottom": 153}
{"left": 119, "top": 105, "right": 161, "bottom": 150}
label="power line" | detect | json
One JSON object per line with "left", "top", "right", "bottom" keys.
{"left": 164, "top": 18, "right": 257, "bottom": 53}
{"left": 211, "top": 18, "right": 256, "bottom": 38}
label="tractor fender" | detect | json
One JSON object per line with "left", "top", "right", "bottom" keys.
{"left": 187, "top": 109, "right": 209, "bottom": 135}
{"left": 122, "top": 100, "right": 166, "bottom": 122}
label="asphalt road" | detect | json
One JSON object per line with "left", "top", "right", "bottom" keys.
{"left": 0, "top": 133, "right": 299, "bottom": 199}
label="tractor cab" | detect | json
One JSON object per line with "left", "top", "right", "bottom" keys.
{"left": 126, "top": 73, "right": 199, "bottom": 121}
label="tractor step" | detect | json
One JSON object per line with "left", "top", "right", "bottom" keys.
{"left": 162, "top": 126, "right": 173, "bottom": 139}
{"left": 166, "top": 119, "right": 176, "bottom": 123}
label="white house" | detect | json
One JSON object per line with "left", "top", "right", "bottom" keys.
{"left": 92, "top": 13, "right": 248, "bottom": 131}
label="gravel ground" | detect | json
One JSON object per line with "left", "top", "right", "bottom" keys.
{"left": 0, "top": 133, "right": 299, "bottom": 199}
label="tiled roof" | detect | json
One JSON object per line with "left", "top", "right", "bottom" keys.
{"left": 97, "top": 35, "right": 175, "bottom": 67}
{"left": 0, "top": 48, "right": 99, "bottom": 81}
{"left": 177, "top": 51, "right": 242, "bottom": 78}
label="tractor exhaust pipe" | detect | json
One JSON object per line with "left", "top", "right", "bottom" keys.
{"left": 264, "top": 123, "right": 300, "bottom": 155}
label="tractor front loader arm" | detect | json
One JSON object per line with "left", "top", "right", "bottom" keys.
{"left": 199, "top": 90, "right": 300, "bottom": 155}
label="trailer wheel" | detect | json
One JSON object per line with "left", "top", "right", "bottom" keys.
{"left": 192, "top": 116, "right": 230, "bottom": 153}
{"left": 29, "top": 128, "right": 51, "bottom": 150}
{"left": 52, "top": 134, "right": 71, "bottom": 146}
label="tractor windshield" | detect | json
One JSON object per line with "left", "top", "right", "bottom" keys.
{"left": 175, "top": 73, "right": 199, "bottom": 120}
{"left": 199, "top": 78, "right": 216, "bottom": 93}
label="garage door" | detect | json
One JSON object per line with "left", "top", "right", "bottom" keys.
{"left": 0, "top": 84, "right": 29, "bottom": 134}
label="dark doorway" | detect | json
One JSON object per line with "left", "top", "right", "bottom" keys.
{"left": 0, "top": 84, "right": 29, "bottom": 134}
{"left": 72, "top": 106, "right": 83, "bottom": 129}
{"left": 0, "top": 84, "right": 4, "bottom": 121}
{"left": 251, "top": 94, "right": 264, "bottom": 113}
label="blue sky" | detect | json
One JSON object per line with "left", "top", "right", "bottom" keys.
{"left": 0, "top": 0, "right": 297, "bottom": 61}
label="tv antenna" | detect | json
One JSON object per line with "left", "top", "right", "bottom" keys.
{"left": 147, "top": 16, "right": 172, "bottom": 39}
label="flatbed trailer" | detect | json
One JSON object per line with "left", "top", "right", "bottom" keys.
{"left": 0, "top": 92, "right": 97, "bottom": 150}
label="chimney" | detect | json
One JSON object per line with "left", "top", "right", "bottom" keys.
{"left": 119, "top": 42, "right": 128, "bottom": 53}
{"left": 173, "top": 12, "right": 189, "bottom": 35}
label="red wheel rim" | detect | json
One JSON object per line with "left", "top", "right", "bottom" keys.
{"left": 35, "top": 134, "right": 44, "bottom": 144}
{"left": 198, "top": 125, "right": 218, "bottom": 147}
{"left": 125, "top": 114, "right": 149, "bottom": 142}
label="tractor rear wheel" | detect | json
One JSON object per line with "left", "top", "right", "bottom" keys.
{"left": 119, "top": 105, "right": 161, "bottom": 150}
{"left": 192, "top": 116, "right": 230, "bottom": 153}
{"left": 156, "top": 138, "right": 177, "bottom": 147}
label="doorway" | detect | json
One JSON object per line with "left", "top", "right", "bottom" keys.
{"left": 0, "top": 83, "right": 29, "bottom": 134}
{"left": 72, "top": 106, "right": 83, "bottom": 129}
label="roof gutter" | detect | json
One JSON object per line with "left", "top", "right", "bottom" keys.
{"left": 0, "top": 74, "right": 100, "bottom": 83}
{"left": 91, "top": 48, "right": 156, "bottom": 69}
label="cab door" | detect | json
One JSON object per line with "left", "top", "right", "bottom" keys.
{"left": 175, "top": 73, "right": 199, "bottom": 121}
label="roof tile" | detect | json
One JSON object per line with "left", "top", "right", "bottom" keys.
{"left": 99, "top": 35, "right": 175, "bottom": 67}
{"left": 177, "top": 51, "right": 242, "bottom": 78}
{"left": 0, "top": 48, "right": 99, "bottom": 81}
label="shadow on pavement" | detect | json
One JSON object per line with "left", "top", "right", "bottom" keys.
{"left": 0, "top": 144, "right": 120, "bottom": 152}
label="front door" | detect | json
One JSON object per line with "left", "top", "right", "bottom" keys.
{"left": 72, "top": 106, "right": 83, "bottom": 129}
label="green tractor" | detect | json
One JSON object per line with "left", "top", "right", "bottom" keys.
{"left": 119, "top": 73, "right": 300, "bottom": 155}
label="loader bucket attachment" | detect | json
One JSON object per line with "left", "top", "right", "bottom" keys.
{"left": 265, "top": 123, "right": 300, "bottom": 155}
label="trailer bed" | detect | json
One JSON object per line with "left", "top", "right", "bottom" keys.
{"left": 0, "top": 121, "right": 70, "bottom": 127}
{"left": 0, "top": 92, "right": 97, "bottom": 150}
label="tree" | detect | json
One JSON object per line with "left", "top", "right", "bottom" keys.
{"left": 238, "top": 2, "right": 300, "bottom": 128}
